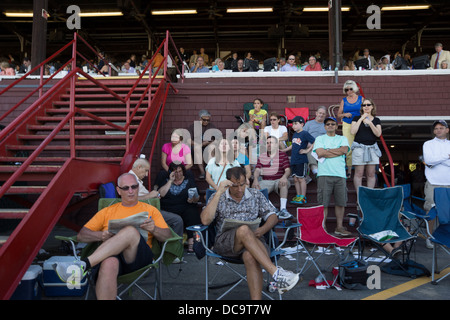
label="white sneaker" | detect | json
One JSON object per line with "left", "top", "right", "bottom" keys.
{"left": 53, "top": 260, "right": 87, "bottom": 284}
{"left": 426, "top": 238, "right": 434, "bottom": 249}
{"left": 277, "top": 208, "right": 293, "bottom": 220}
{"left": 273, "top": 267, "right": 300, "bottom": 294}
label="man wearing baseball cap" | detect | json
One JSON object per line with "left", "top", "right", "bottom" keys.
{"left": 313, "top": 117, "right": 351, "bottom": 236}
{"left": 422, "top": 119, "right": 450, "bottom": 248}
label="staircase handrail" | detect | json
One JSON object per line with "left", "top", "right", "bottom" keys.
{"left": 0, "top": 39, "right": 75, "bottom": 97}
{"left": 165, "top": 30, "right": 185, "bottom": 83}
{"left": 74, "top": 32, "right": 110, "bottom": 76}
{"left": 0, "top": 58, "right": 75, "bottom": 124}
{"left": 0, "top": 31, "right": 183, "bottom": 300}
{"left": 0, "top": 69, "right": 78, "bottom": 199}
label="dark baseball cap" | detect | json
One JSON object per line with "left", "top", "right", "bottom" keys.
{"left": 432, "top": 120, "right": 448, "bottom": 128}
{"left": 324, "top": 117, "right": 337, "bottom": 124}
{"left": 292, "top": 116, "right": 305, "bottom": 124}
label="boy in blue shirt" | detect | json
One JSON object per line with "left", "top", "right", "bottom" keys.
{"left": 285, "top": 116, "right": 315, "bottom": 204}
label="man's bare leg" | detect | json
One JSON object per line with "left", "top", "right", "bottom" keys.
{"left": 87, "top": 226, "right": 141, "bottom": 267}
{"left": 242, "top": 251, "right": 263, "bottom": 300}
{"left": 96, "top": 257, "right": 120, "bottom": 300}
{"left": 234, "top": 225, "right": 277, "bottom": 274}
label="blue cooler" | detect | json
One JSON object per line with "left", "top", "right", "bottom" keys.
{"left": 10, "top": 265, "right": 43, "bottom": 300}
{"left": 43, "top": 256, "right": 88, "bottom": 297}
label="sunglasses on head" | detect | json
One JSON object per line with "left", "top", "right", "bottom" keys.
{"left": 117, "top": 184, "right": 139, "bottom": 191}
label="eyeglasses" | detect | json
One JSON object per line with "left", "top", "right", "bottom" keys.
{"left": 361, "top": 103, "right": 372, "bottom": 107}
{"left": 117, "top": 184, "right": 139, "bottom": 191}
{"left": 326, "top": 123, "right": 336, "bottom": 126}
{"left": 344, "top": 88, "right": 353, "bottom": 92}
{"left": 201, "top": 118, "right": 210, "bottom": 122}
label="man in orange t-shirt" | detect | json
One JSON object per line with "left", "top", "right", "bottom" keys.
{"left": 54, "top": 173, "right": 171, "bottom": 300}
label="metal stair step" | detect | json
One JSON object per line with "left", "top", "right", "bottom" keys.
{"left": 0, "top": 209, "right": 29, "bottom": 219}
{"left": 1, "top": 186, "right": 47, "bottom": 194}
{"left": 18, "top": 134, "right": 133, "bottom": 140}
{"left": 60, "top": 92, "right": 156, "bottom": 99}
{"left": 36, "top": 115, "right": 143, "bottom": 122}
{"left": 46, "top": 108, "right": 147, "bottom": 114}
{"left": 0, "top": 165, "right": 61, "bottom": 173}
{"left": 0, "top": 156, "right": 122, "bottom": 163}
{"left": 52, "top": 100, "right": 149, "bottom": 106}
{"left": 6, "top": 145, "right": 126, "bottom": 151}
{"left": 26, "top": 124, "right": 138, "bottom": 130}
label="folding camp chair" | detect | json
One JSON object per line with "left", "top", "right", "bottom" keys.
{"left": 397, "top": 184, "right": 428, "bottom": 240}
{"left": 187, "top": 221, "right": 299, "bottom": 300}
{"left": 284, "top": 107, "right": 309, "bottom": 124}
{"left": 422, "top": 188, "right": 450, "bottom": 285}
{"left": 187, "top": 189, "right": 300, "bottom": 300}
{"left": 296, "top": 205, "right": 358, "bottom": 288}
{"left": 357, "top": 186, "right": 417, "bottom": 277}
{"left": 56, "top": 198, "right": 183, "bottom": 300}
{"left": 283, "top": 107, "right": 310, "bottom": 143}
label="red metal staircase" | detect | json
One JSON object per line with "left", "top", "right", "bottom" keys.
{"left": 0, "top": 31, "right": 184, "bottom": 299}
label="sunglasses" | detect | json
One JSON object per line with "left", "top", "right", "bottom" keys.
{"left": 201, "top": 118, "right": 210, "bottom": 122}
{"left": 117, "top": 184, "right": 139, "bottom": 191}
{"left": 344, "top": 88, "right": 353, "bottom": 92}
{"left": 270, "top": 118, "right": 278, "bottom": 121}
{"left": 361, "top": 103, "right": 372, "bottom": 107}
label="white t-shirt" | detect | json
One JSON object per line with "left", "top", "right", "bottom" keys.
{"left": 205, "top": 157, "right": 240, "bottom": 189}
{"left": 264, "top": 125, "right": 288, "bottom": 145}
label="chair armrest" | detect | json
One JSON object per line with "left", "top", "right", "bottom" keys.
{"left": 152, "top": 234, "right": 184, "bottom": 266}
{"left": 186, "top": 225, "right": 209, "bottom": 232}
{"left": 273, "top": 222, "right": 301, "bottom": 250}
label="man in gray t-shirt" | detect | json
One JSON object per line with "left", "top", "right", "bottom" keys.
{"left": 303, "top": 106, "right": 327, "bottom": 177}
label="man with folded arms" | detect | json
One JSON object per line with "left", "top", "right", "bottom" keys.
{"left": 313, "top": 117, "right": 351, "bottom": 236}
{"left": 422, "top": 120, "right": 450, "bottom": 248}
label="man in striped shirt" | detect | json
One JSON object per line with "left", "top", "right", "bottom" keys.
{"left": 252, "top": 136, "right": 293, "bottom": 219}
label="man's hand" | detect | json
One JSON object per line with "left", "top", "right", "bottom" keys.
{"left": 140, "top": 217, "right": 156, "bottom": 233}
{"left": 101, "top": 230, "right": 114, "bottom": 242}
{"left": 217, "top": 179, "right": 232, "bottom": 194}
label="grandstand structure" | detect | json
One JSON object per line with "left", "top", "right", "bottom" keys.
{"left": 0, "top": 1, "right": 449, "bottom": 299}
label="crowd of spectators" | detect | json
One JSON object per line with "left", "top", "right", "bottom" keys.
{"left": 2, "top": 42, "right": 449, "bottom": 78}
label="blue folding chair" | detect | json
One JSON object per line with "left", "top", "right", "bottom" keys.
{"left": 357, "top": 186, "right": 417, "bottom": 277}
{"left": 426, "top": 188, "right": 450, "bottom": 285}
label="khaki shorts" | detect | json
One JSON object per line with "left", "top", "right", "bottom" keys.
{"left": 214, "top": 228, "right": 269, "bottom": 259}
{"left": 424, "top": 181, "right": 450, "bottom": 212}
{"left": 259, "top": 178, "right": 291, "bottom": 194}
{"left": 317, "top": 176, "right": 347, "bottom": 207}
